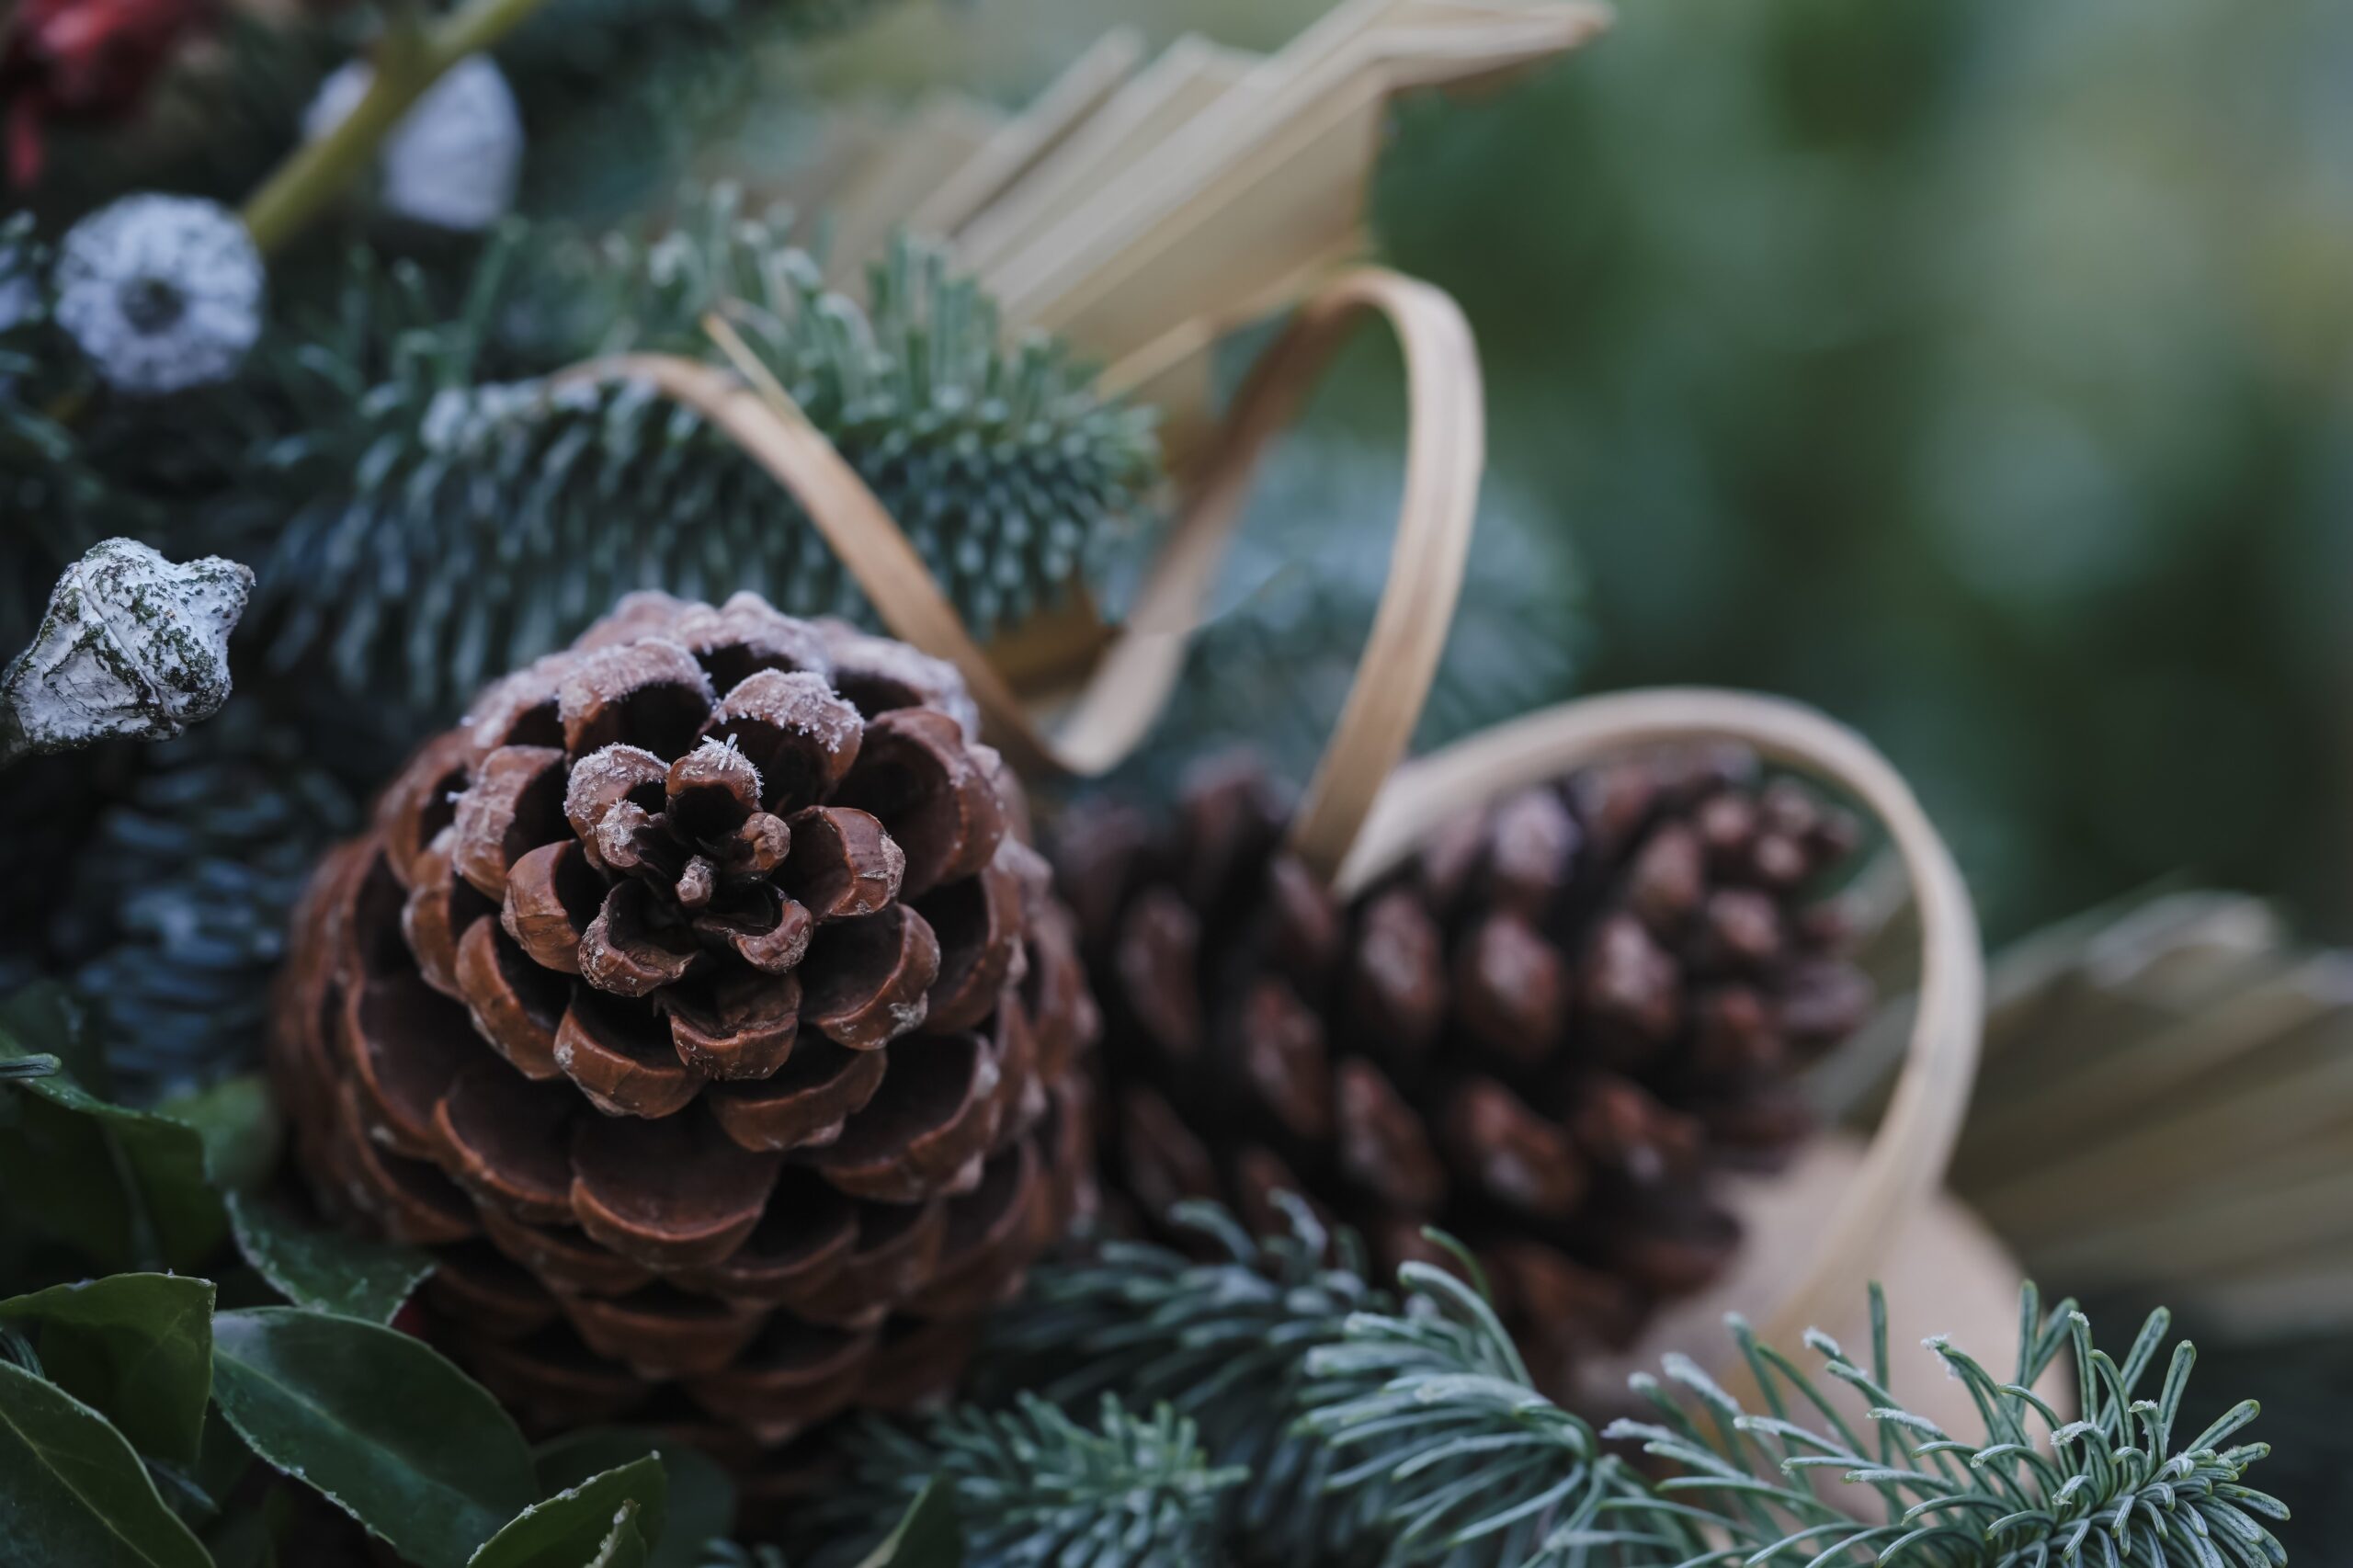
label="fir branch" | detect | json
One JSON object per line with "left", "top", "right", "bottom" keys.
{"left": 789, "top": 1394, "right": 1242, "bottom": 1568}
{"left": 984, "top": 1205, "right": 2286, "bottom": 1567}
{"left": 1301, "top": 1255, "right": 2287, "bottom": 1567}
{"left": 985, "top": 1199, "right": 1393, "bottom": 1563}
{"left": 227, "top": 195, "right": 1156, "bottom": 719}
{"left": 1597, "top": 1288, "right": 2288, "bottom": 1568}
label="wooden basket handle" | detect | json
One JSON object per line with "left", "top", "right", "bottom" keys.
{"left": 1337, "top": 689, "right": 1985, "bottom": 1351}
{"left": 558, "top": 265, "right": 1483, "bottom": 885}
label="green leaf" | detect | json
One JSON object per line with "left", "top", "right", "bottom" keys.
{"left": 469, "top": 1455, "right": 665, "bottom": 1568}
{"left": 587, "top": 1501, "right": 648, "bottom": 1568}
{"left": 536, "top": 1429, "right": 735, "bottom": 1568}
{"left": 0, "top": 1274, "right": 214, "bottom": 1464}
{"left": 855, "top": 1481, "right": 961, "bottom": 1568}
{"left": 227, "top": 1192, "right": 433, "bottom": 1323}
{"left": 202, "top": 1484, "right": 291, "bottom": 1568}
{"left": 0, "top": 1358, "right": 210, "bottom": 1568}
{"left": 210, "top": 1307, "right": 538, "bottom": 1568}
{"left": 0, "top": 1008, "right": 223, "bottom": 1271}
{"left": 154, "top": 1077, "right": 280, "bottom": 1197}
{"left": 2, "top": 984, "right": 110, "bottom": 1097}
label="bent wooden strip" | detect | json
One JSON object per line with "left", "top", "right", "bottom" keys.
{"left": 557, "top": 266, "right": 1483, "bottom": 886}
{"left": 1336, "top": 687, "right": 1985, "bottom": 1357}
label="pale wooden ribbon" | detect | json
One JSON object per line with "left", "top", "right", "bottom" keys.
{"left": 1339, "top": 689, "right": 1986, "bottom": 1352}
{"left": 557, "top": 265, "right": 1483, "bottom": 886}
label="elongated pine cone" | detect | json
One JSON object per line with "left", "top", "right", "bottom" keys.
{"left": 271, "top": 592, "right": 1097, "bottom": 1482}
{"left": 1053, "top": 748, "right": 1870, "bottom": 1403}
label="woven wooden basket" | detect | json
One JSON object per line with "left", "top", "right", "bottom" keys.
{"left": 565, "top": 264, "right": 1997, "bottom": 1403}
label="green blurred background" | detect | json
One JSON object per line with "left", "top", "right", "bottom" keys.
{"left": 787, "top": 0, "right": 2353, "bottom": 1540}
{"left": 798, "top": 0, "right": 2353, "bottom": 951}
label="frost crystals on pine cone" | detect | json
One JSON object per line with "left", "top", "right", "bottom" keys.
{"left": 0, "top": 538, "right": 251, "bottom": 765}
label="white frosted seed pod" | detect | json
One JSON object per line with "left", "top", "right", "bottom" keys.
{"left": 54, "top": 195, "right": 264, "bottom": 396}
{"left": 0, "top": 539, "right": 254, "bottom": 765}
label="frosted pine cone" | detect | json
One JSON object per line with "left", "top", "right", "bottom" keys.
{"left": 1055, "top": 749, "right": 1871, "bottom": 1405}
{"left": 273, "top": 592, "right": 1097, "bottom": 1475}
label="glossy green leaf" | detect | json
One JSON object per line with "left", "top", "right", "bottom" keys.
{"left": 535, "top": 1429, "right": 735, "bottom": 1568}
{"left": 210, "top": 1307, "right": 538, "bottom": 1568}
{"left": 0, "top": 1274, "right": 214, "bottom": 1464}
{"left": 154, "top": 1076, "right": 280, "bottom": 1197}
{"left": 1, "top": 985, "right": 110, "bottom": 1097}
{"left": 587, "top": 1502, "right": 648, "bottom": 1568}
{"left": 469, "top": 1455, "right": 665, "bottom": 1568}
{"left": 227, "top": 1192, "right": 433, "bottom": 1323}
{"left": 0, "top": 1358, "right": 210, "bottom": 1568}
{"left": 856, "top": 1481, "right": 961, "bottom": 1568}
{"left": 0, "top": 1007, "right": 222, "bottom": 1271}
{"left": 202, "top": 1483, "right": 290, "bottom": 1568}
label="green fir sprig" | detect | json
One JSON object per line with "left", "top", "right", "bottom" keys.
{"left": 986, "top": 1199, "right": 1392, "bottom": 1562}
{"left": 230, "top": 193, "right": 1157, "bottom": 720}
{"left": 793, "top": 1395, "right": 1243, "bottom": 1568}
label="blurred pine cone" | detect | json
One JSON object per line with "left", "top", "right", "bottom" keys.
{"left": 271, "top": 591, "right": 1097, "bottom": 1487}
{"left": 63, "top": 701, "right": 358, "bottom": 1102}
{"left": 1052, "top": 748, "right": 1871, "bottom": 1403}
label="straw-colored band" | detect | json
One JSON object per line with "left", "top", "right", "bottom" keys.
{"left": 558, "top": 265, "right": 1483, "bottom": 886}
{"left": 1338, "top": 688, "right": 1985, "bottom": 1350}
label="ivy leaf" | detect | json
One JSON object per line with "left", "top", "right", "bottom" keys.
{"left": 468, "top": 1454, "right": 666, "bottom": 1568}
{"left": 536, "top": 1428, "right": 735, "bottom": 1568}
{"left": 227, "top": 1191, "right": 433, "bottom": 1323}
{"left": 210, "top": 1307, "right": 538, "bottom": 1568}
{"left": 0, "top": 1274, "right": 214, "bottom": 1464}
{"left": 855, "top": 1481, "right": 961, "bottom": 1568}
{"left": 589, "top": 1501, "right": 649, "bottom": 1568}
{"left": 0, "top": 1358, "right": 210, "bottom": 1568}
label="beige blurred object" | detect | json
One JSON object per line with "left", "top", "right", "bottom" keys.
{"left": 771, "top": 0, "right": 1611, "bottom": 461}
{"left": 1852, "top": 889, "right": 2353, "bottom": 1344}
{"left": 1608, "top": 1134, "right": 2052, "bottom": 1439}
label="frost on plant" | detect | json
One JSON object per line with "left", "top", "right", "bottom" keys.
{"left": 1, "top": 537, "right": 252, "bottom": 764}
{"left": 54, "top": 194, "right": 264, "bottom": 395}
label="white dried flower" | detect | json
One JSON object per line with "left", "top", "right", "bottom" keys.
{"left": 1, "top": 539, "right": 253, "bottom": 765}
{"left": 54, "top": 195, "right": 264, "bottom": 396}
{"left": 304, "top": 54, "right": 523, "bottom": 233}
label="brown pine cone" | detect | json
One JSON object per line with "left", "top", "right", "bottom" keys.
{"left": 1053, "top": 746, "right": 1870, "bottom": 1402}
{"left": 271, "top": 591, "right": 1098, "bottom": 1472}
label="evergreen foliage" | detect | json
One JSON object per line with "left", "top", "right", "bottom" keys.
{"left": 230, "top": 194, "right": 1156, "bottom": 720}
{"left": 988, "top": 1207, "right": 2286, "bottom": 1567}
{"left": 987, "top": 1200, "right": 1388, "bottom": 1562}
{"left": 60, "top": 706, "right": 358, "bottom": 1104}
{"left": 500, "top": 0, "right": 890, "bottom": 222}
{"left": 797, "top": 1395, "right": 1242, "bottom": 1568}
